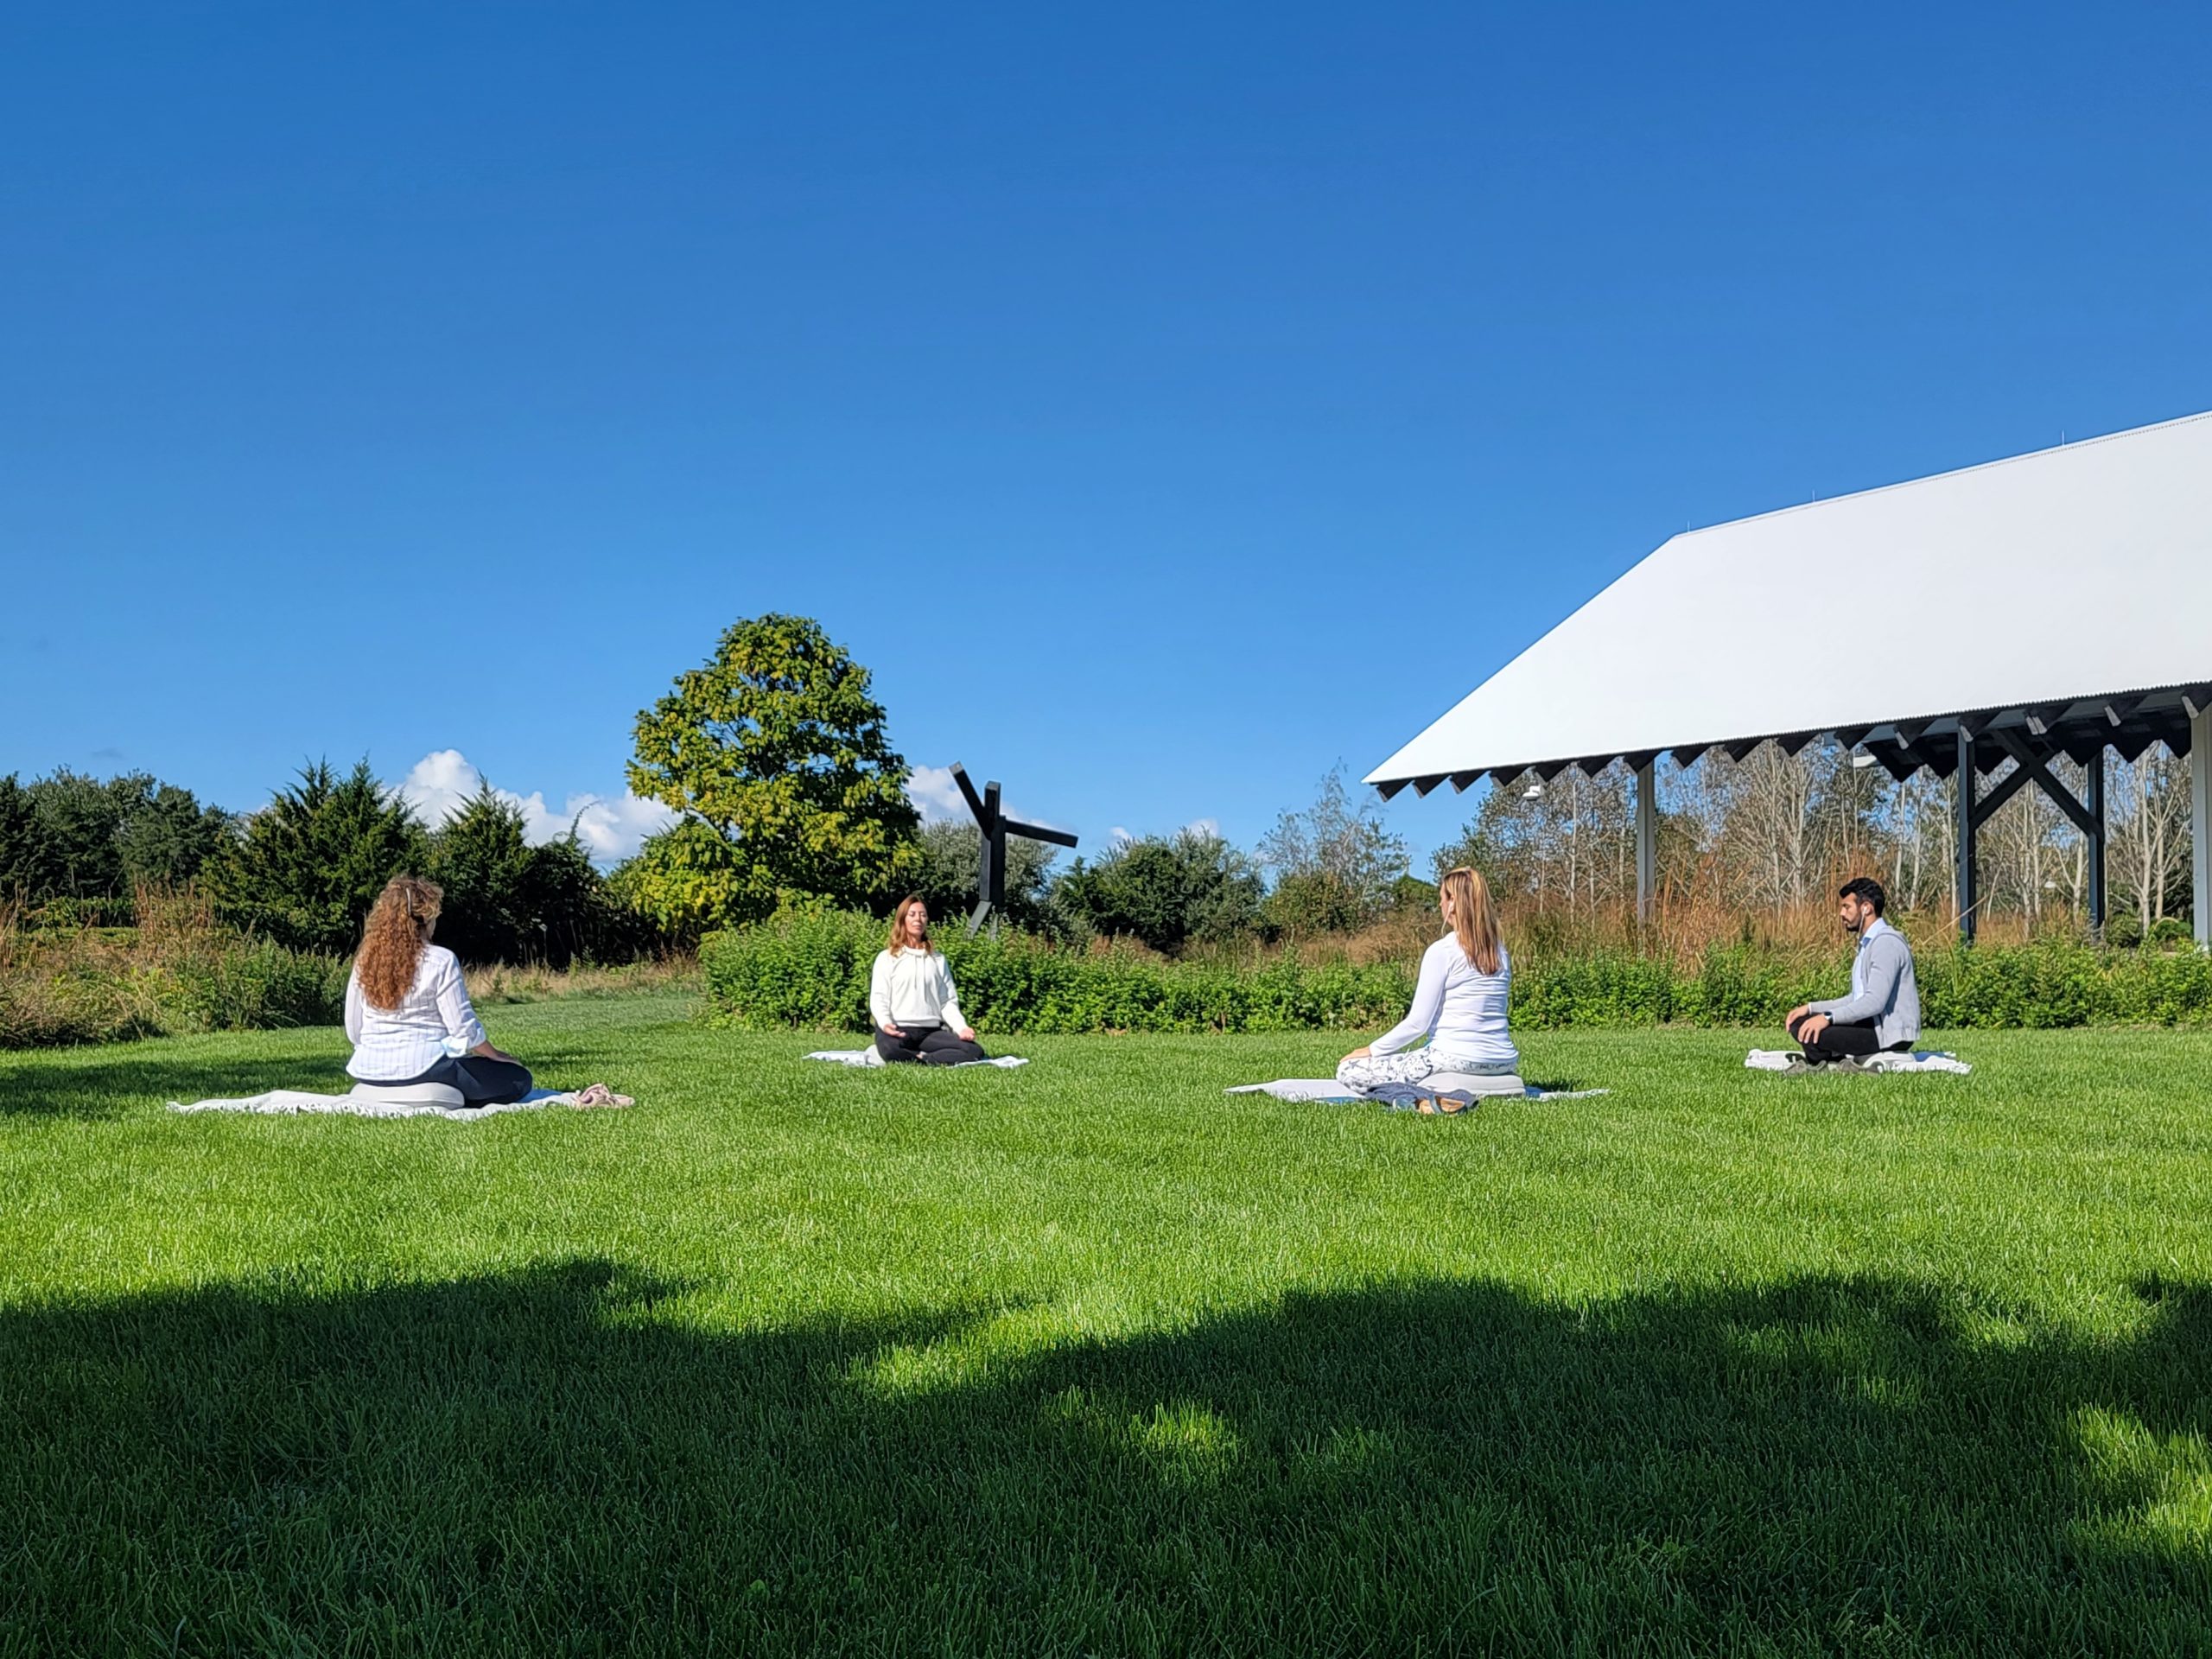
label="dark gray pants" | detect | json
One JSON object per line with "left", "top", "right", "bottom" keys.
{"left": 1786, "top": 1014, "right": 1909, "bottom": 1065}
{"left": 365, "top": 1054, "right": 535, "bottom": 1105}
{"left": 874, "top": 1025, "right": 987, "bottom": 1066}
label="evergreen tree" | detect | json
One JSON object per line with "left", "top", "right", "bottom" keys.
{"left": 203, "top": 761, "right": 428, "bottom": 954}
{"left": 426, "top": 787, "right": 537, "bottom": 963}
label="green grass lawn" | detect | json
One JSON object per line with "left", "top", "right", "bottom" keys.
{"left": 4, "top": 994, "right": 2210, "bottom": 1656}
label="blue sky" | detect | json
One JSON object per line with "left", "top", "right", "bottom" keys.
{"left": 3, "top": 3, "right": 2208, "bottom": 868}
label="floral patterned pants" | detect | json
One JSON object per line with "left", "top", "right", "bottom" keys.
{"left": 1334, "top": 1050, "right": 1518, "bottom": 1091}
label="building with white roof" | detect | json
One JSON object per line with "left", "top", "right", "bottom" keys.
{"left": 1366, "top": 410, "right": 2212, "bottom": 942}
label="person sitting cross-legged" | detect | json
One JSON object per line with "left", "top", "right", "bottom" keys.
{"left": 1336, "top": 866, "right": 1518, "bottom": 1108}
{"left": 345, "top": 875, "right": 537, "bottom": 1106}
{"left": 1785, "top": 876, "right": 1922, "bottom": 1067}
{"left": 870, "top": 897, "right": 987, "bottom": 1065}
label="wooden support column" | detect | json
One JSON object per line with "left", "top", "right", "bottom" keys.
{"left": 2194, "top": 705, "right": 2212, "bottom": 949}
{"left": 2084, "top": 747, "right": 2107, "bottom": 936}
{"left": 1634, "top": 758, "right": 1657, "bottom": 925}
{"left": 1955, "top": 728, "right": 1979, "bottom": 943}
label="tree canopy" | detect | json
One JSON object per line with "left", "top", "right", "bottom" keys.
{"left": 626, "top": 614, "right": 920, "bottom": 928}
{"left": 202, "top": 761, "right": 427, "bottom": 954}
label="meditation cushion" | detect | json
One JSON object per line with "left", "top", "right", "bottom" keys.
{"left": 1423, "top": 1070, "right": 1526, "bottom": 1096}
{"left": 347, "top": 1080, "right": 467, "bottom": 1109}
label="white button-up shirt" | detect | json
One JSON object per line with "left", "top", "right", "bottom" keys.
{"left": 344, "top": 944, "right": 488, "bottom": 1081}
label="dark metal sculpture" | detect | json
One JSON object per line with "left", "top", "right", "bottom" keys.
{"left": 950, "top": 763, "right": 1078, "bottom": 936}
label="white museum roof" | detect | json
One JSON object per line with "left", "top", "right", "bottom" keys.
{"left": 1367, "top": 410, "right": 2212, "bottom": 795}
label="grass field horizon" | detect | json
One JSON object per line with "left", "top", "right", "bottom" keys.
{"left": 5, "top": 991, "right": 2209, "bottom": 1655}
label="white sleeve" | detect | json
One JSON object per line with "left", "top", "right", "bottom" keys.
{"left": 870, "top": 954, "right": 893, "bottom": 1029}
{"left": 343, "top": 966, "right": 364, "bottom": 1045}
{"left": 937, "top": 957, "right": 969, "bottom": 1033}
{"left": 435, "top": 953, "right": 489, "bottom": 1052}
{"left": 1370, "top": 941, "right": 1449, "bottom": 1056}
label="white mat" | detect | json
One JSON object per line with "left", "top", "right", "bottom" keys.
{"left": 1226, "top": 1079, "right": 1609, "bottom": 1103}
{"left": 169, "top": 1087, "right": 587, "bottom": 1119}
{"left": 804, "top": 1049, "right": 1028, "bottom": 1070}
{"left": 1745, "top": 1048, "right": 1972, "bottom": 1075}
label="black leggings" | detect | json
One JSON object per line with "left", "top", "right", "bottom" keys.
{"left": 366, "top": 1054, "right": 535, "bottom": 1105}
{"left": 1787, "top": 1014, "right": 1909, "bottom": 1065}
{"left": 874, "top": 1026, "right": 987, "bottom": 1066}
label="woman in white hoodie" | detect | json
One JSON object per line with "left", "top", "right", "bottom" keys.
{"left": 870, "top": 897, "right": 987, "bottom": 1065}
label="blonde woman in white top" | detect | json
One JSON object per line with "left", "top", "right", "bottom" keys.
{"left": 870, "top": 897, "right": 987, "bottom": 1065}
{"left": 1337, "top": 866, "right": 1517, "bottom": 1101}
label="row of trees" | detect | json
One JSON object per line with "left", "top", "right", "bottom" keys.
{"left": 0, "top": 760, "right": 631, "bottom": 966}
{"left": 1440, "top": 739, "right": 2197, "bottom": 943}
{"left": 603, "top": 615, "right": 1425, "bottom": 954}
{"left": 13, "top": 613, "right": 2196, "bottom": 963}
{"left": 0, "top": 772, "right": 233, "bottom": 919}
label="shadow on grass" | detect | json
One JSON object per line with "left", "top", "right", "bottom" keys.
{"left": 4, "top": 1264, "right": 2207, "bottom": 1655}
{"left": 0, "top": 1049, "right": 354, "bottom": 1121}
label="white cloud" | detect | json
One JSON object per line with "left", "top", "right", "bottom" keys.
{"left": 1183, "top": 817, "right": 1222, "bottom": 839}
{"left": 396, "top": 750, "right": 677, "bottom": 865}
{"left": 906, "top": 765, "right": 969, "bottom": 824}
{"left": 907, "top": 764, "right": 1076, "bottom": 839}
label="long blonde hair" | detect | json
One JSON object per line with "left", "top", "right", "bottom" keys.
{"left": 1438, "top": 866, "right": 1503, "bottom": 976}
{"left": 886, "top": 894, "right": 937, "bottom": 956}
{"left": 358, "top": 875, "right": 443, "bottom": 1010}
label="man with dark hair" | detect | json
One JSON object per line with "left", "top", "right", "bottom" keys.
{"left": 1784, "top": 878, "right": 1921, "bottom": 1067}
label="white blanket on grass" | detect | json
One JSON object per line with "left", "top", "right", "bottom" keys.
{"left": 1745, "top": 1048, "right": 1972, "bottom": 1075}
{"left": 169, "top": 1087, "right": 586, "bottom": 1119}
{"left": 1226, "top": 1079, "right": 1609, "bottom": 1103}
{"left": 804, "top": 1049, "right": 1028, "bottom": 1070}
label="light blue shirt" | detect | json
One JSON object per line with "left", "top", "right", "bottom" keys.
{"left": 1810, "top": 917, "right": 1921, "bottom": 1048}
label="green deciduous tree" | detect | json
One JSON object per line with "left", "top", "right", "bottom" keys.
{"left": 204, "top": 761, "right": 428, "bottom": 954}
{"left": 1257, "top": 767, "right": 1410, "bottom": 938}
{"left": 607, "top": 819, "right": 753, "bottom": 945}
{"left": 1054, "top": 830, "right": 1263, "bottom": 954}
{"left": 626, "top": 614, "right": 921, "bottom": 929}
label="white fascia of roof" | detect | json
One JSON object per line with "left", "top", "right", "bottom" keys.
{"left": 1366, "top": 410, "right": 2212, "bottom": 790}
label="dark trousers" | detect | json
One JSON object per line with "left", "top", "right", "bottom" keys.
{"left": 368, "top": 1054, "right": 535, "bottom": 1105}
{"left": 1787, "top": 1014, "right": 1909, "bottom": 1065}
{"left": 874, "top": 1025, "right": 987, "bottom": 1066}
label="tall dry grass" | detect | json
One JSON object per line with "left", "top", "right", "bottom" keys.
{"left": 0, "top": 887, "right": 347, "bottom": 1049}
{"left": 465, "top": 956, "right": 698, "bottom": 1006}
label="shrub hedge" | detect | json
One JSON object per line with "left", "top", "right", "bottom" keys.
{"left": 0, "top": 925, "right": 347, "bottom": 1050}
{"left": 702, "top": 907, "right": 2212, "bottom": 1033}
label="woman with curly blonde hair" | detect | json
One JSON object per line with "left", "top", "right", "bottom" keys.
{"left": 344, "top": 874, "right": 535, "bottom": 1105}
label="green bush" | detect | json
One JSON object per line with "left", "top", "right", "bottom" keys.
{"left": 702, "top": 910, "right": 2212, "bottom": 1034}
{"left": 0, "top": 906, "right": 346, "bottom": 1050}
{"left": 162, "top": 939, "right": 348, "bottom": 1033}
{"left": 702, "top": 908, "right": 1409, "bottom": 1035}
